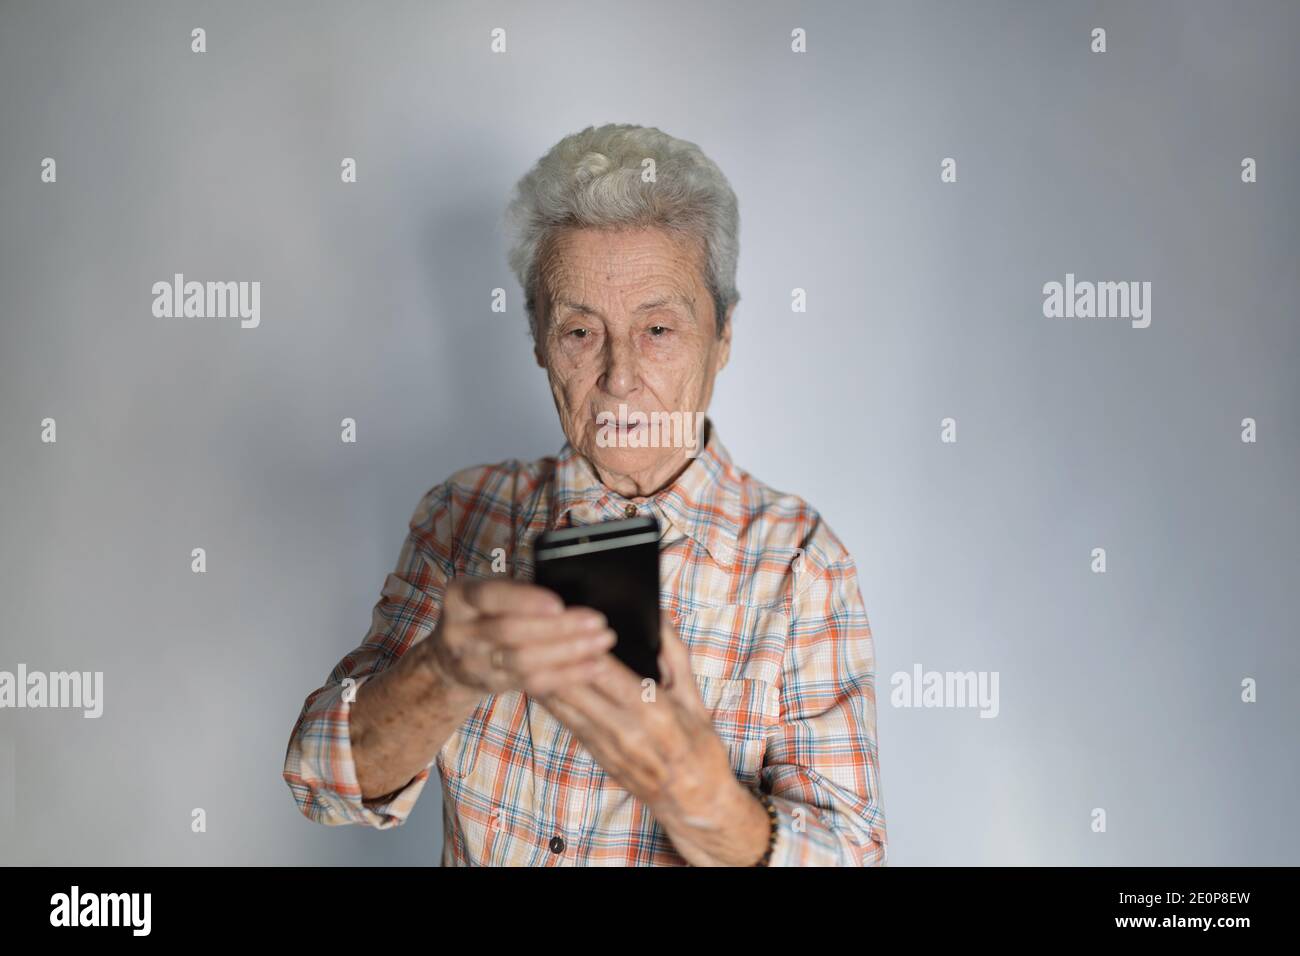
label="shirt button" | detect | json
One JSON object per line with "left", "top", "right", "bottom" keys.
{"left": 548, "top": 835, "right": 566, "bottom": 855}
{"left": 624, "top": 504, "right": 638, "bottom": 518}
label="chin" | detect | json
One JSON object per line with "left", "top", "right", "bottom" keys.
{"left": 584, "top": 444, "right": 678, "bottom": 484}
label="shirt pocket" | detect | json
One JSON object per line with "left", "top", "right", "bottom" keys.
{"left": 676, "top": 603, "right": 788, "bottom": 787}
{"left": 691, "top": 674, "right": 777, "bottom": 787}
{"left": 674, "top": 602, "right": 787, "bottom": 685}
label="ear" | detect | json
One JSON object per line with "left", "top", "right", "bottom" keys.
{"left": 713, "top": 303, "right": 735, "bottom": 374}
{"left": 533, "top": 310, "right": 548, "bottom": 368}
{"left": 533, "top": 297, "right": 552, "bottom": 368}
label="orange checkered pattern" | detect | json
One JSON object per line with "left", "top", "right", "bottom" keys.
{"left": 283, "top": 420, "right": 887, "bottom": 865}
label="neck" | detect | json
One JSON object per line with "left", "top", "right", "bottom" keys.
{"left": 591, "top": 420, "right": 709, "bottom": 499}
{"left": 595, "top": 456, "right": 687, "bottom": 499}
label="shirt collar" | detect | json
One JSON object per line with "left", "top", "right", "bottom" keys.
{"left": 550, "top": 416, "right": 742, "bottom": 567}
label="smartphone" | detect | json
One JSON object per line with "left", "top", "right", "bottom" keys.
{"left": 532, "top": 515, "right": 661, "bottom": 682}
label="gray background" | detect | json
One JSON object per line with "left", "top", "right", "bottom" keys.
{"left": 1, "top": 0, "right": 1296, "bottom": 865}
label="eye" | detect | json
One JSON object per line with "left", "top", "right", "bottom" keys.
{"left": 568, "top": 327, "right": 589, "bottom": 339}
{"left": 649, "top": 325, "right": 670, "bottom": 336}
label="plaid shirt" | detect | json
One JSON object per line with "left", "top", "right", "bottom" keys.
{"left": 283, "top": 420, "right": 887, "bottom": 865}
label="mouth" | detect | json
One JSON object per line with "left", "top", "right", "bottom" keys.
{"left": 594, "top": 408, "right": 650, "bottom": 430}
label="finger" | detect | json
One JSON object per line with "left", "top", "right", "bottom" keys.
{"left": 451, "top": 578, "right": 564, "bottom": 621}
{"left": 510, "top": 628, "right": 617, "bottom": 680}
{"left": 477, "top": 607, "right": 607, "bottom": 648}
{"left": 540, "top": 693, "right": 593, "bottom": 734}
{"left": 478, "top": 627, "right": 610, "bottom": 686}
{"left": 517, "top": 655, "right": 609, "bottom": 697}
{"left": 469, "top": 616, "right": 610, "bottom": 692}
{"left": 581, "top": 654, "right": 658, "bottom": 712}
{"left": 656, "top": 615, "right": 691, "bottom": 687}
{"left": 657, "top": 616, "right": 705, "bottom": 711}
{"left": 546, "top": 677, "right": 645, "bottom": 737}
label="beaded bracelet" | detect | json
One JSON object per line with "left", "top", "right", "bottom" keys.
{"left": 752, "top": 789, "right": 779, "bottom": 866}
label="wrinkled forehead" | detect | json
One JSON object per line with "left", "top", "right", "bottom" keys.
{"left": 536, "top": 225, "right": 708, "bottom": 318}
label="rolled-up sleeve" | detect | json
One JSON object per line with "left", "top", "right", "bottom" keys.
{"left": 283, "top": 482, "right": 454, "bottom": 829}
{"left": 762, "top": 547, "right": 888, "bottom": 866}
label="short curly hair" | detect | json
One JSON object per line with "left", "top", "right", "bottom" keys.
{"left": 504, "top": 123, "right": 740, "bottom": 342}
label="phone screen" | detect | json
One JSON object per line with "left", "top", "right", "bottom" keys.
{"left": 532, "top": 516, "right": 661, "bottom": 682}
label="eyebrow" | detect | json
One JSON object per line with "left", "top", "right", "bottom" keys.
{"left": 554, "top": 294, "right": 694, "bottom": 317}
{"left": 554, "top": 298, "right": 598, "bottom": 316}
{"left": 635, "top": 295, "right": 691, "bottom": 314}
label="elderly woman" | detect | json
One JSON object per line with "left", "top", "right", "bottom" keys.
{"left": 283, "top": 124, "right": 887, "bottom": 866}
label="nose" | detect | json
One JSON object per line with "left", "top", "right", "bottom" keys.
{"left": 599, "top": 333, "right": 639, "bottom": 398}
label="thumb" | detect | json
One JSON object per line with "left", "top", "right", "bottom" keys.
{"left": 657, "top": 612, "right": 696, "bottom": 697}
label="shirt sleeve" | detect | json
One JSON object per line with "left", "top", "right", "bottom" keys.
{"left": 282, "top": 482, "right": 455, "bottom": 829}
{"left": 761, "top": 546, "right": 888, "bottom": 866}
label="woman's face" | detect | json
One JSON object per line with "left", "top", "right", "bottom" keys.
{"left": 535, "top": 225, "right": 732, "bottom": 497}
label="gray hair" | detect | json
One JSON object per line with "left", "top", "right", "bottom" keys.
{"left": 504, "top": 123, "right": 740, "bottom": 342}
